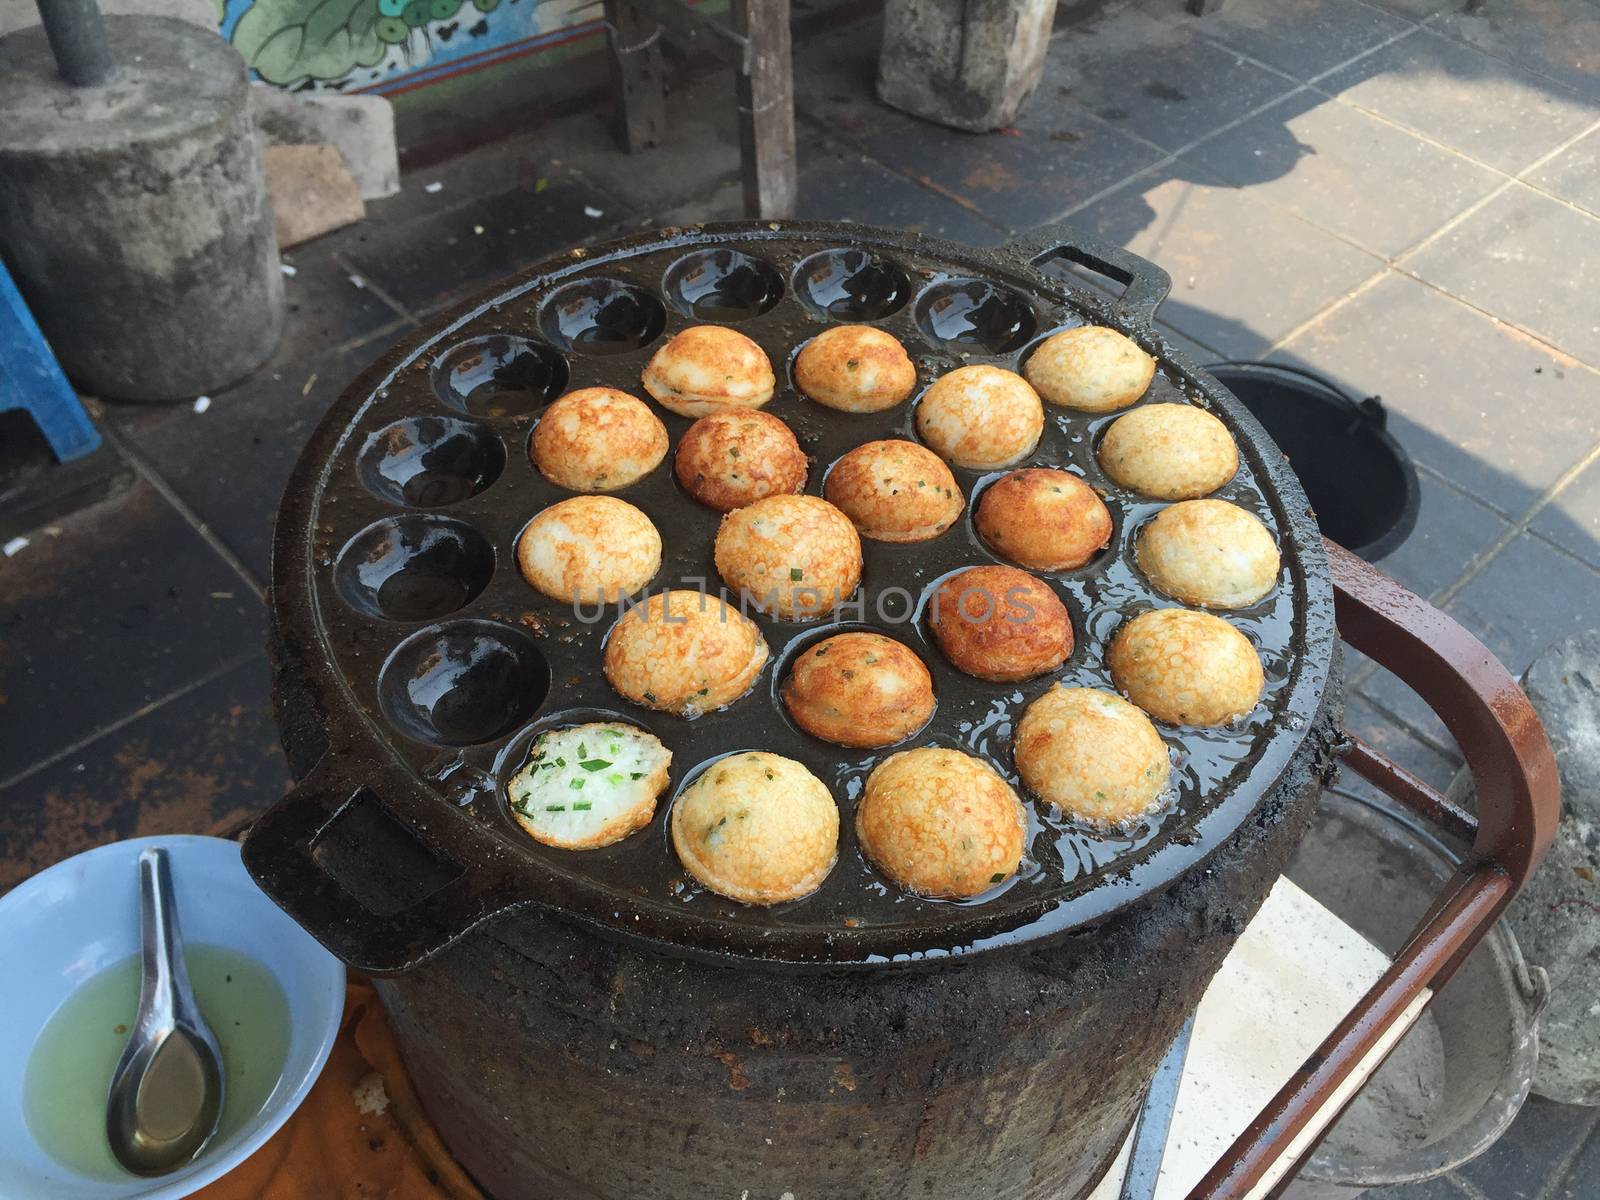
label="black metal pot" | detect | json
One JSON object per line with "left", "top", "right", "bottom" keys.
{"left": 1207, "top": 362, "right": 1420, "bottom": 562}
{"left": 249, "top": 220, "right": 1343, "bottom": 1200}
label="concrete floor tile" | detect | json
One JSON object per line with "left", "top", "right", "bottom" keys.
{"left": 530, "top": 82, "right": 744, "bottom": 220}
{"left": 1524, "top": 125, "right": 1600, "bottom": 213}
{"left": 1319, "top": 28, "right": 1597, "bottom": 172}
{"left": 1532, "top": 455, "right": 1600, "bottom": 570}
{"left": 1441, "top": 531, "right": 1600, "bottom": 677}
{"left": 1136, "top": 0, "right": 1416, "bottom": 82}
{"left": 1429, "top": 0, "right": 1600, "bottom": 103}
{"left": 1453, "top": 1096, "right": 1600, "bottom": 1200}
{"left": 1373, "top": 469, "right": 1511, "bottom": 599}
{"left": 799, "top": 138, "right": 1010, "bottom": 246}
{"left": 1403, "top": 183, "right": 1600, "bottom": 368}
{"left": 1048, "top": 5, "right": 1303, "bottom": 151}
{"left": 1069, "top": 159, "right": 1383, "bottom": 357}
{"left": 0, "top": 480, "right": 266, "bottom": 784}
{"left": 1550, "top": 1120, "right": 1600, "bottom": 1199}
{"left": 1272, "top": 272, "right": 1600, "bottom": 516}
{"left": 1186, "top": 91, "right": 1502, "bottom": 256}
{"left": 794, "top": 11, "right": 1165, "bottom": 234}
{"left": 0, "top": 655, "right": 288, "bottom": 892}
{"left": 1355, "top": 666, "right": 1459, "bottom": 760}
{"left": 1350, "top": 531, "right": 1593, "bottom": 758}
{"left": 846, "top": 102, "right": 1166, "bottom": 235}
{"left": 341, "top": 171, "right": 633, "bottom": 316}
{"left": 278, "top": 238, "right": 410, "bottom": 352}
{"left": 1343, "top": 693, "right": 1463, "bottom": 787}
{"left": 115, "top": 328, "right": 406, "bottom": 585}
{"left": 1359, "top": 0, "right": 1454, "bottom": 23}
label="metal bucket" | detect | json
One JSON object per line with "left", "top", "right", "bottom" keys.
{"left": 1281, "top": 785, "right": 1548, "bottom": 1198}
{"left": 1208, "top": 363, "right": 1419, "bottom": 563}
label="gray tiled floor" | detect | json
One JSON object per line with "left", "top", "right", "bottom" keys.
{"left": 1429, "top": 0, "right": 1600, "bottom": 102}
{"left": 1362, "top": 468, "right": 1511, "bottom": 600}
{"left": 1317, "top": 27, "right": 1596, "bottom": 172}
{"left": 1184, "top": 91, "right": 1503, "bottom": 256}
{"left": 1272, "top": 271, "right": 1600, "bottom": 518}
{"left": 1050, "top": 5, "right": 1303, "bottom": 149}
{"left": 1533, "top": 456, "right": 1600, "bottom": 569}
{"left": 1526, "top": 125, "right": 1600, "bottom": 211}
{"left": 5, "top": 0, "right": 1600, "bottom": 1193}
{"left": 1137, "top": 0, "right": 1416, "bottom": 79}
{"left": 1069, "top": 158, "right": 1385, "bottom": 356}
{"left": 1443, "top": 532, "right": 1600, "bottom": 674}
{"left": 1403, "top": 183, "right": 1600, "bottom": 367}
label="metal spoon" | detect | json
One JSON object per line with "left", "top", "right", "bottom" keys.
{"left": 106, "top": 847, "right": 225, "bottom": 1176}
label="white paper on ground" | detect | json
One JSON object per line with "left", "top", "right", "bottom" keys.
{"left": 1086, "top": 877, "right": 1431, "bottom": 1200}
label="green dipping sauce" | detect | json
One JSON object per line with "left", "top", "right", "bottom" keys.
{"left": 23, "top": 944, "right": 292, "bottom": 1180}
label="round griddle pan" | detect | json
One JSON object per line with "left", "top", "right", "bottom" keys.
{"left": 243, "top": 220, "right": 1336, "bottom": 974}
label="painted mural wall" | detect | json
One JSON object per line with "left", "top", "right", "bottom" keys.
{"left": 221, "top": 0, "right": 601, "bottom": 93}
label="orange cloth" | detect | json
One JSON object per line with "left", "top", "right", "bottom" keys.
{"left": 197, "top": 982, "right": 483, "bottom": 1200}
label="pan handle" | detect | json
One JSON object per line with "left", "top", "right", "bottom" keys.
{"left": 1005, "top": 222, "right": 1171, "bottom": 325}
{"left": 241, "top": 757, "right": 526, "bottom": 974}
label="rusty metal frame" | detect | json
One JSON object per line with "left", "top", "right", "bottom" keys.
{"left": 1185, "top": 538, "right": 1561, "bottom": 1199}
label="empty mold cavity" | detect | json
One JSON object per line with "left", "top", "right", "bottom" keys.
{"left": 335, "top": 514, "right": 496, "bottom": 622}
{"left": 662, "top": 248, "right": 785, "bottom": 321}
{"left": 358, "top": 414, "right": 506, "bottom": 507}
{"left": 378, "top": 620, "right": 550, "bottom": 746}
{"left": 434, "top": 335, "right": 569, "bottom": 417}
{"left": 792, "top": 249, "right": 911, "bottom": 321}
{"left": 537, "top": 278, "right": 667, "bottom": 356}
{"left": 915, "top": 279, "right": 1038, "bottom": 355}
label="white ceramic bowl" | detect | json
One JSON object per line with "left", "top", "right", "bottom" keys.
{"left": 0, "top": 835, "right": 346, "bottom": 1199}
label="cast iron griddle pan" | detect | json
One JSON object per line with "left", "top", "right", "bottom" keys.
{"left": 243, "top": 220, "right": 1336, "bottom": 974}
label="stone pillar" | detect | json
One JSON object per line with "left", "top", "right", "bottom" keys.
{"left": 0, "top": 16, "right": 284, "bottom": 402}
{"left": 877, "top": 0, "right": 1059, "bottom": 133}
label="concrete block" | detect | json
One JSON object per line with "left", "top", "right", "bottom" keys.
{"left": 1452, "top": 630, "right": 1600, "bottom": 1105}
{"left": 0, "top": 0, "right": 214, "bottom": 39}
{"left": 877, "top": 0, "right": 1059, "bottom": 132}
{"left": 0, "top": 16, "right": 284, "bottom": 402}
{"left": 263, "top": 144, "right": 367, "bottom": 249}
{"left": 250, "top": 85, "right": 400, "bottom": 202}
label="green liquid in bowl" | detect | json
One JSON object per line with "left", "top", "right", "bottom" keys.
{"left": 23, "top": 945, "right": 293, "bottom": 1180}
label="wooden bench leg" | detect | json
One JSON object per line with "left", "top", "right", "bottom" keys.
{"left": 603, "top": 0, "right": 667, "bottom": 153}
{"left": 732, "top": 0, "right": 797, "bottom": 219}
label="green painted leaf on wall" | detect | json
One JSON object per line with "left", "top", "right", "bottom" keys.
{"left": 232, "top": 0, "right": 387, "bottom": 85}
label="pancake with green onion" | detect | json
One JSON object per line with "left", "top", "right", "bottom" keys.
{"left": 507, "top": 723, "right": 671, "bottom": 849}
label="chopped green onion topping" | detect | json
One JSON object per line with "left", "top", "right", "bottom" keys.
{"left": 545, "top": 804, "right": 566, "bottom": 812}
{"left": 580, "top": 759, "right": 612, "bottom": 771}
{"left": 569, "top": 778, "right": 585, "bottom": 790}
{"left": 573, "top": 801, "right": 593, "bottom": 811}
{"left": 790, "top": 567, "right": 804, "bottom": 581}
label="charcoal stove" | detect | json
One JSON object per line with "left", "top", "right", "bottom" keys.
{"left": 243, "top": 220, "right": 1554, "bottom": 1200}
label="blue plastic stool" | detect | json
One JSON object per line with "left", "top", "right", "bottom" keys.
{"left": 1, "top": 256, "right": 101, "bottom": 462}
